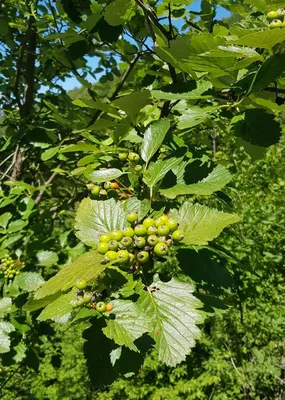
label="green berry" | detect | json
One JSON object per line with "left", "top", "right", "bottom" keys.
{"left": 116, "top": 250, "right": 129, "bottom": 265}
{"left": 267, "top": 10, "right": 278, "bottom": 20}
{"left": 97, "top": 242, "right": 109, "bottom": 255}
{"left": 135, "top": 237, "right": 146, "bottom": 248}
{"left": 270, "top": 19, "right": 282, "bottom": 28}
{"left": 134, "top": 164, "right": 143, "bottom": 173}
{"left": 134, "top": 224, "right": 147, "bottom": 236}
{"left": 136, "top": 251, "right": 149, "bottom": 264}
{"left": 143, "top": 218, "right": 155, "bottom": 228}
{"left": 277, "top": 8, "right": 285, "bottom": 18}
{"left": 126, "top": 213, "right": 138, "bottom": 224}
{"left": 128, "top": 152, "right": 140, "bottom": 162}
{"left": 147, "top": 225, "right": 158, "bottom": 236}
{"left": 9, "top": 274, "right": 14, "bottom": 279}
{"left": 105, "top": 251, "right": 118, "bottom": 261}
{"left": 166, "top": 217, "right": 178, "bottom": 232}
{"left": 91, "top": 185, "right": 101, "bottom": 196}
{"left": 121, "top": 237, "right": 133, "bottom": 248}
{"left": 110, "top": 230, "right": 123, "bottom": 241}
{"left": 147, "top": 235, "right": 159, "bottom": 247}
{"left": 157, "top": 225, "right": 170, "bottom": 236}
{"left": 172, "top": 229, "right": 185, "bottom": 242}
{"left": 154, "top": 242, "right": 168, "bottom": 257}
{"left": 100, "top": 234, "right": 111, "bottom": 243}
{"left": 154, "top": 216, "right": 166, "bottom": 227}
{"left": 75, "top": 279, "right": 87, "bottom": 290}
{"left": 123, "top": 227, "right": 135, "bottom": 237}
{"left": 104, "top": 181, "right": 112, "bottom": 190}
{"left": 82, "top": 292, "right": 92, "bottom": 303}
{"left": 118, "top": 152, "right": 128, "bottom": 161}
{"left": 96, "top": 302, "right": 107, "bottom": 313}
{"left": 108, "top": 240, "right": 119, "bottom": 251}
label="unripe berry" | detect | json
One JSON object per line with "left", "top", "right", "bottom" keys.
{"left": 100, "top": 234, "right": 111, "bottom": 243}
{"left": 154, "top": 242, "right": 168, "bottom": 257}
{"left": 135, "top": 237, "right": 146, "bottom": 248}
{"left": 126, "top": 213, "right": 138, "bottom": 223}
{"left": 136, "top": 251, "right": 149, "bottom": 264}
{"left": 97, "top": 242, "right": 109, "bottom": 254}
{"left": 75, "top": 279, "right": 87, "bottom": 290}
{"left": 172, "top": 229, "right": 185, "bottom": 242}
{"left": 147, "top": 235, "right": 159, "bottom": 247}
{"left": 134, "top": 224, "right": 147, "bottom": 236}
{"left": 110, "top": 230, "right": 123, "bottom": 241}
{"left": 118, "top": 152, "right": 128, "bottom": 161}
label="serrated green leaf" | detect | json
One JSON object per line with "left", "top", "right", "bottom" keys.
{"left": 136, "top": 278, "right": 203, "bottom": 366}
{"left": 75, "top": 198, "right": 126, "bottom": 247}
{"left": 113, "top": 91, "right": 150, "bottom": 123}
{"left": 14, "top": 272, "right": 45, "bottom": 292}
{"left": 13, "top": 342, "right": 27, "bottom": 363}
{"left": 0, "top": 212, "right": 12, "bottom": 229}
{"left": 34, "top": 251, "right": 106, "bottom": 299}
{"left": 151, "top": 81, "right": 213, "bottom": 101}
{"left": 102, "top": 300, "right": 151, "bottom": 352}
{"left": 104, "top": 0, "right": 136, "bottom": 26}
{"left": 36, "top": 250, "right": 58, "bottom": 267}
{"left": 231, "top": 109, "right": 281, "bottom": 147}
{"left": 60, "top": 144, "right": 100, "bottom": 153}
{"left": 71, "top": 307, "right": 98, "bottom": 324}
{"left": 172, "top": 202, "right": 240, "bottom": 245}
{"left": 143, "top": 157, "right": 184, "bottom": 190}
{"left": 248, "top": 54, "right": 285, "bottom": 94}
{"left": 41, "top": 147, "right": 59, "bottom": 161}
{"left": 37, "top": 289, "right": 76, "bottom": 321}
{"left": 141, "top": 119, "right": 170, "bottom": 165}
{"left": 0, "top": 298, "right": 12, "bottom": 318}
{"left": 122, "top": 197, "right": 151, "bottom": 221}
{"left": 201, "top": 45, "right": 263, "bottom": 59}
{"left": 177, "top": 106, "right": 216, "bottom": 130}
{"left": 231, "top": 29, "right": 285, "bottom": 50}
{"left": 160, "top": 165, "right": 232, "bottom": 198}
{"left": 7, "top": 219, "right": 28, "bottom": 233}
{"left": 24, "top": 293, "right": 61, "bottom": 312}
{"left": 0, "top": 321, "right": 15, "bottom": 354}
{"left": 85, "top": 168, "right": 125, "bottom": 183}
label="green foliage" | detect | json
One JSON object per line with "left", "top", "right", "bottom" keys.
{"left": 0, "top": 0, "right": 284, "bottom": 397}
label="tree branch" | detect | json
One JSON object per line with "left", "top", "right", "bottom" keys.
{"left": 87, "top": 53, "right": 141, "bottom": 127}
{"left": 34, "top": 169, "right": 60, "bottom": 206}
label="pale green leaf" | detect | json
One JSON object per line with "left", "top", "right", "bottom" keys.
{"left": 0, "top": 321, "right": 15, "bottom": 354}
{"left": 34, "top": 251, "right": 106, "bottom": 299}
{"left": 24, "top": 293, "right": 61, "bottom": 312}
{"left": 113, "top": 91, "right": 151, "bottom": 123}
{"left": 36, "top": 251, "right": 58, "bottom": 267}
{"left": 160, "top": 165, "right": 232, "bottom": 198}
{"left": 151, "top": 81, "right": 213, "bottom": 101}
{"left": 60, "top": 144, "right": 100, "bottom": 153}
{"left": 177, "top": 107, "right": 216, "bottom": 130}
{"left": 122, "top": 198, "right": 151, "bottom": 221}
{"left": 102, "top": 300, "right": 151, "bottom": 352}
{"left": 14, "top": 272, "right": 45, "bottom": 292}
{"left": 41, "top": 147, "right": 59, "bottom": 161}
{"left": 7, "top": 219, "right": 28, "bottom": 233}
{"left": 0, "top": 212, "right": 12, "bottom": 229}
{"left": 136, "top": 278, "right": 203, "bottom": 366}
{"left": 231, "top": 29, "right": 285, "bottom": 50}
{"left": 37, "top": 289, "right": 76, "bottom": 321}
{"left": 141, "top": 119, "right": 170, "bottom": 165}
{"left": 104, "top": 0, "right": 136, "bottom": 26}
{"left": 143, "top": 157, "right": 184, "bottom": 190}
{"left": 75, "top": 198, "right": 126, "bottom": 247}
{"left": 200, "top": 45, "right": 263, "bottom": 59}
{"left": 13, "top": 342, "right": 27, "bottom": 363}
{"left": 0, "top": 298, "right": 12, "bottom": 318}
{"left": 85, "top": 168, "right": 125, "bottom": 183}
{"left": 172, "top": 202, "right": 240, "bottom": 245}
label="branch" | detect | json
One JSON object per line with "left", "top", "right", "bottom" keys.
{"left": 34, "top": 169, "right": 60, "bottom": 206}
{"left": 87, "top": 53, "right": 141, "bottom": 127}
{"left": 22, "top": 15, "right": 37, "bottom": 117}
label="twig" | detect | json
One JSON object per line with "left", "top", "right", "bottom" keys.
{"left": 87, "top": 53, "right": 141, "bottom": 127}
{"left": 168, "top": 3, "right": 173, "bottom": 38}
{"left": 34, "top": 168, "right": 60, "bottom": 205}
{"left": 0, "top": 152, "right": 15, "bottom": 168}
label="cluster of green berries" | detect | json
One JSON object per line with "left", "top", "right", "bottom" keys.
{"left": 97, "top": 213, "right": 184, "bottom": 272}
{"left": 72, "top": 279, "right": 113, "bottom": 313}
{"left": 87, "top": 181, "right": 120, "bottom": 198}
{"left": 0, "top": 255, "right": 24, "bottom": 280}
{"left": 118, "top": 151, "right": 143, "bottom": 173}
{"left": 267, "top": 8, "right": 285, "bottom": 29}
